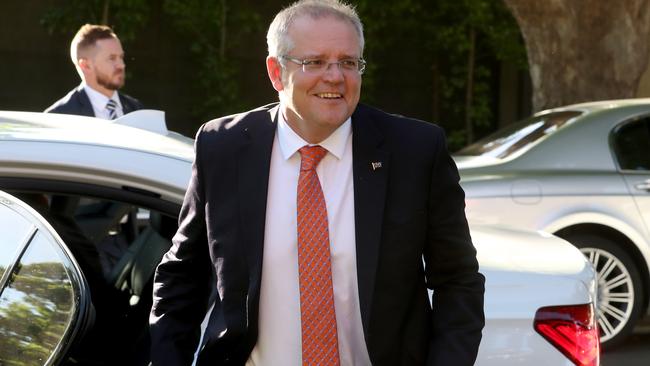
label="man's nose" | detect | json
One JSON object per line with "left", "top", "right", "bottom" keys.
{"left": 322, "top": 62, "right": 344, "bottom": 82}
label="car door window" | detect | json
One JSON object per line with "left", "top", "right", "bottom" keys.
{"left": 613, "top": 118, "right": 650, "bottom": 171}
{"left": 0, "top": 193, "right": 90, "bottom": 366}
{"left": 456, "top": 111, "right": 582, "bottom": 158}
{"left": 0, "top": 201, "right": 34, "bottom": 279}
{"left": 0, "top": 232, "right": 78, "bottom": 364}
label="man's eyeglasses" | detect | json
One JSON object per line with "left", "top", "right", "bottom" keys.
{"left": 280, "top": 56, "right": 366, "bottom": 75}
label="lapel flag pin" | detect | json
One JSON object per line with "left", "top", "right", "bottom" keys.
{"left": 371, "top": 162, "right": 382, "bottom": 170}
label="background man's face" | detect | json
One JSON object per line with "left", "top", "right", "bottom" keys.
{"left": 88, "top": 37, "right": 125, "bottom": 91}
{"left": 277, "top": 15, "right": 362, "bottom": 142}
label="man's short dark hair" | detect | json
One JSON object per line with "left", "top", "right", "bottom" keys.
{"left": 70, "top": 24, "right": 117, "bottom": 65}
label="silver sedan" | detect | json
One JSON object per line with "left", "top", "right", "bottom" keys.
{"left": 455, "top": 98, "right": 650, "bottom": 348}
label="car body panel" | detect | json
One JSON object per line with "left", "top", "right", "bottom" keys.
{"left": 623, "top": 173, "right": 650, "bottom": 237}
{"left": 455, "top": 98, "right": 650, "bottom": 345}
{"left": 0, "top": 111, "right": 192, "bottom": 203}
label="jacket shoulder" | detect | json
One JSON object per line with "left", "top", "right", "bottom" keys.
{"left": 45, "top": 87, "right": 86, "bottom": 114}
{"left": 119, "top": 92, "right": 145, "bottom": 111}
{"left": 354, "top": 104, "right": 444, "bottom": 141}
{"left": 201, "top": 103, "right": 278, "bottom": 135}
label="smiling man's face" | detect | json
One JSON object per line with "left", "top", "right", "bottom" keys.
{"left": 268, "top": 14, "right": 362, "bottom": 143}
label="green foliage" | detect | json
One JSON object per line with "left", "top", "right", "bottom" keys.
{"left": 40, "top": 0, "right": 149, "bottom": 41}
{"left": 354, "top": 0, "right": 527, "bottom": 150}
{"left": 162, "top": 0, "right": 262, "bottom": 119}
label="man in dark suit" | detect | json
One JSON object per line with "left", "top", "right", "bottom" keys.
{"left": 45, "top": 24, "right": 143, "bottom": 119}
{"left": 150, "top": 1, "right": 485, "bottom": 365}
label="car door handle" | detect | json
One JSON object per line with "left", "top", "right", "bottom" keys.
{"left": 635, "top": 179, "right": 650, "bottom": 191}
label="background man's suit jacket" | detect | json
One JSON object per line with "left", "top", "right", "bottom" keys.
{"left": 44, "top": 84, "right": 143, "bottom": 116}
{"left": 150, "top": 103, "right": 485, "bottom": 366}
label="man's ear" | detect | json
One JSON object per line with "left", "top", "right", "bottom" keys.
{"left": 78, "top": 58, "right": 92, "bottom": 73}
{"left": 266, "top": 56, "right": 284, "bottom": 92}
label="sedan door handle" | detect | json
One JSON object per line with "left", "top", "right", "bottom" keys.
{"left": 635, "top": 179, "right": 650, "bottom": 191}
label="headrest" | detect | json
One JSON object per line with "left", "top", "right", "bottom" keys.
{"left": 148, "top": 211, "right": 177, "bottom": 239}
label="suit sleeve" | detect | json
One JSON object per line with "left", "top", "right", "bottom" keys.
{"left": 424, "top": 129, "right": 485, "bottom": 366}
{"left": 150, "top": 124, "right": 214, "bottom": 366}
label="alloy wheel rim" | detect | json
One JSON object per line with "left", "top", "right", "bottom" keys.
{"left": 580, "top": 247, "right": 635, "bottom": 343}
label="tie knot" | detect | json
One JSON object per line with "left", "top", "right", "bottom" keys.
{"left": 299, "top": 145, "right": 327, "bottom": 171}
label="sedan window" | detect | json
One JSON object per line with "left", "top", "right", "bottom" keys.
{"left": 456, "top": 111, "right": 582, "bottom": 158}
{"left": 613, "top": 118, "right": 650, "bottom": 171}
{"left": 0, "top": 231, "right": 79, "bottom": 365}
{"left": 0, "top": 202, "right": 35, "bottom": 280}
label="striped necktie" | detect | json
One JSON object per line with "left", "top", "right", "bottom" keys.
{"left": 106, "top": 99, "right": 118, "bottom": 120}
{"left": 297, "top": 145, "right": 340, "bottom": 365}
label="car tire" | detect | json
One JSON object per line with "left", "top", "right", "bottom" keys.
{"left": 565, "top": 234, "right": 644, "bottom": 349}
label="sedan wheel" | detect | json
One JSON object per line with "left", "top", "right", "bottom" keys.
{"left": 567, "top": 234, "right": 643, "bottom": 348}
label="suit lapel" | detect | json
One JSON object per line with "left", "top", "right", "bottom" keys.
{"left": 75, "top": 86, "right": 96, "bottom": 117}
{"left": 351, "top": 106, "right": 390, "bottom": 334}
{"left": 237, "top": 105, "right": 279, "bottom": 301}
{"left": 118, "top": 93, "right": 131, "bottom": 114}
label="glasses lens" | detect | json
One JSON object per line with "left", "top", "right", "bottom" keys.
{"left": 302, "top": 60, "right": 325, "bottom": 73}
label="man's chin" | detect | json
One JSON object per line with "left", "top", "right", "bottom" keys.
{"left": 320, "top": 109, "right": 352, "bottom": 125}
{"left": 111, "top": 80, "right": 125, "bottom": 90}
{"left": 102, "top": 82, "right": 123, "bottom": 91}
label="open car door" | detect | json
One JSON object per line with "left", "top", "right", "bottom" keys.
{"left": 0, "top": 190, "right": 93, "bottom": 365}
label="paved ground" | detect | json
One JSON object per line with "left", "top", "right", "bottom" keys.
{"left": 601, "top": 319, "right": 650, "bottom": 365}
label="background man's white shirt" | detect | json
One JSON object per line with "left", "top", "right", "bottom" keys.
{"left": 83, "top": 83, "right": 123, "bottom": 119}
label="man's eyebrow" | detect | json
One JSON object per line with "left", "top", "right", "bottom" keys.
{"left": 298, "top": 53, "right": 360, "bottom": 59}
{"left": 294, "top": 53, "right": 324, "bottom": 59}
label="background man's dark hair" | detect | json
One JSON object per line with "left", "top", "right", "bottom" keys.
{"left": 70, "top": 24, "right": 117, "bottom": 66}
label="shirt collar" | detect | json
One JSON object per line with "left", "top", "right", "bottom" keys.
{"left": 277, "top": 104, "right": 352, "bottom": 161}
{"left": 82, "top": 82, "right": 121, "bottom": 111}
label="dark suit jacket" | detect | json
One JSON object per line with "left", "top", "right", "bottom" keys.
{"left": 44, "top": 84, "right": 143, "bottom": 117}
{"left": 150, "top": 103, "right": 485, "bottom": 366}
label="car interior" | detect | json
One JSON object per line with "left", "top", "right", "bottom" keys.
{"left": 1, "top": 181, "right": 179, "bottom": 366}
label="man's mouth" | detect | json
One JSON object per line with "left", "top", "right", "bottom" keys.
{"left": 316, "top": 92, "right": 342, "bottom": 99}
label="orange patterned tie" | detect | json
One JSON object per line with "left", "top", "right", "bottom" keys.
{"left": 297, "top": 145, "right": 340, "bottom": 366}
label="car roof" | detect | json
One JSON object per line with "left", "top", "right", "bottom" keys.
{"left": 0, "top": 110, "right": 195, "bottom": 162}
{"left": 537, "top": 97, "right": 650, "bottom": 115}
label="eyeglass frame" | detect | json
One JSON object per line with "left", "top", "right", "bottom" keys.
{"left": 279, "top": 55, "right": 366, "bottom": 75}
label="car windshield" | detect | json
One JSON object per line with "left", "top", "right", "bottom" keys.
{"left": 456, "top": 111, "right": 582, "bottom": 158}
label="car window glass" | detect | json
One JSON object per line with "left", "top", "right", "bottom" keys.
{"left": 613, "top": 118, "right": 650, "bottom": 171}
{"left": 0, "top": 201, "right": 34, "bottom": 279}
{"left": 456, "top": 111, "right": 582, "bottom": 158}
{"left": 0, "top": 231, "right": 76, "bottom": 364}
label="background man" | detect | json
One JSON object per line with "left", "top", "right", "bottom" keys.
{"left": 150, "top": 0, "right": 485, "bottom": 365}
{"left": 45, "top": 23, "right": 143, "bottom": 119}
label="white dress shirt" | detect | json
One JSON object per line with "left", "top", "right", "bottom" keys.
{"left": 246, "top": 111, "right": 371, "bottom": 366}
{"left": 83, "top": 83, "right": 123, "bottom": 119}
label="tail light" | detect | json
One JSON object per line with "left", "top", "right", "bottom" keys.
{"left": 534, "top": 303, "right": 600, "bottom": 366}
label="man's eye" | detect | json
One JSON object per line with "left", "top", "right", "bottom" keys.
{"left": 340, "top": 60, "right": 358, "bottom": 69}
{"left": 303, "top": 59, "right": 325, "bottom": 66}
